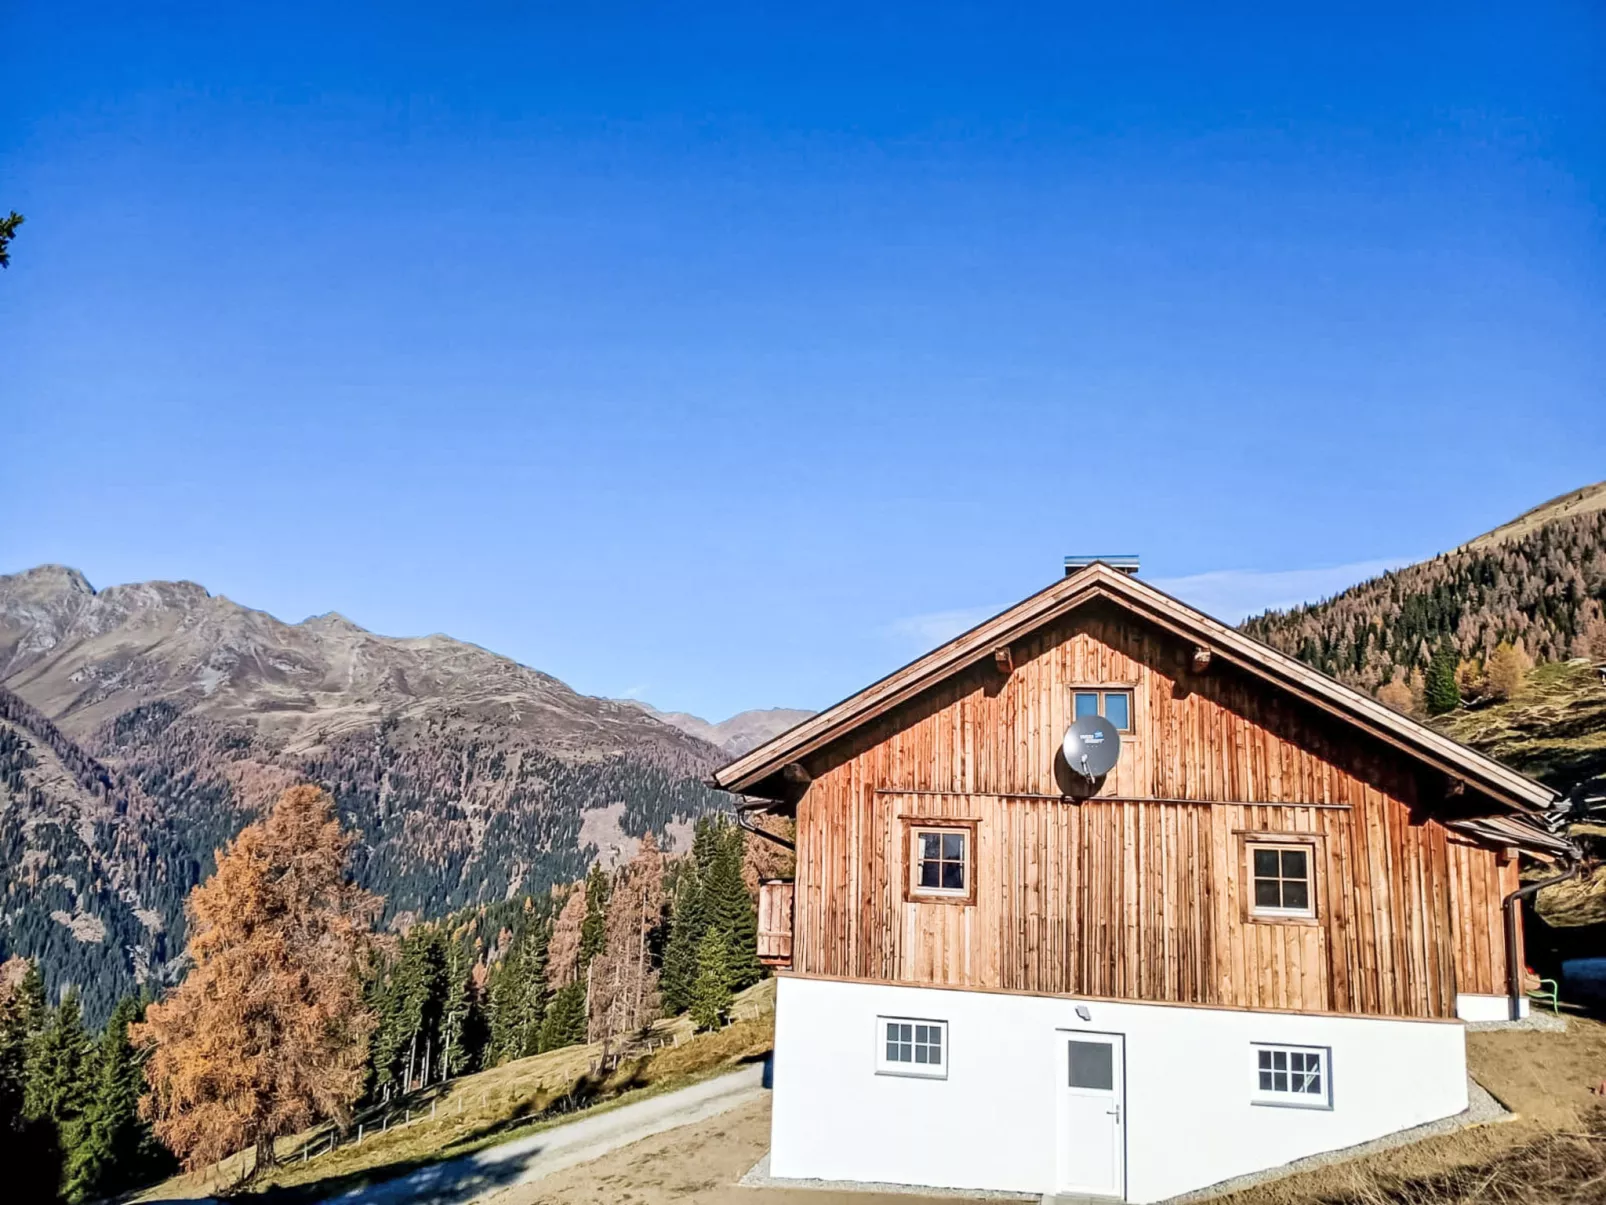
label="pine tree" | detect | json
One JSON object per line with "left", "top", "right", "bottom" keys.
{"left": 688, "top": 929, "right": 732, "bottom": 1033}
{"left": 537, "top": 981, "right": 588, "bottom": 1053}
{"left": 366, "top": 970, "right": 407, "bottom": 1102}
{"left": 487, "top": 921, "right": 549, "bottom": 1065}
{"left": 393, "top": 931, "right": 448, "bottom": 1089}
{"left": 579, "top": 864, "right": 610, "bottom": 968}
{"left": 438, "top": 943, "right": 477, "bottom": 1080}
{"left": 24, "top": 988, "right": 91, "bottom": 1130}
{"left": 512, "top": 922, "right": 550, "bottom": 1059}
{"left": 660, "top": 865, "right": 706, "bottom": 1016}
{"left": 706, "top": 823, "right": 762, "bottom": 992}
{"left": 0, "top": 959, "right": 61, "bottom": 1202}
{"left": 133, "top": 784, "right": 381, "bottom": 1178}
{"left": 62, "top": 998, "right": 168, "bottom": 1203}
{"left": 486, "top": 945, "right": 528, "bottom": 1066}
{"left": 1424, "top": 643, "right": 1462, "bottom": 715}
{"left": 0, "top": 961, "right": 29, "bottom": 1135}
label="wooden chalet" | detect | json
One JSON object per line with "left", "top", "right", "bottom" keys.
{"left": 715, "top": 561, "right": 1571, "bottom": 1203}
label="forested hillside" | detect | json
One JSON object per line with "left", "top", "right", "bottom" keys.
{"left": 1242, "top": 488, "right": 1606, "bottom": 700}
{"left": 0, "top": 567, "right": 734, "bottom": 1022}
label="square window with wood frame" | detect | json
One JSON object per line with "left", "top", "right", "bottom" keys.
{"left": 1073, "top": 688, "right": 1133, "bottom": 732}
{"left": 1249, "top": 841, "right": 1316, "bottom": 918}
{"left": 908, "top": 824, "right": 973, "bottom": 902}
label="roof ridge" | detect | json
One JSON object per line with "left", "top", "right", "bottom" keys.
{"left": 713, "top": 563, "right": 1555, "bottom": 814}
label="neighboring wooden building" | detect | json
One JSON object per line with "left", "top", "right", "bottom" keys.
{"left": 716, "top": 562, "right": 1570, "bottom": 1203}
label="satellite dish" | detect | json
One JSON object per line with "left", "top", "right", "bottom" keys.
{"left": 1061, "top": 715, "right": 1122, "bottom": 781}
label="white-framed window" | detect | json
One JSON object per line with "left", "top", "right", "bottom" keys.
{"left": 1251, "top": 1043, "right": 1331, "bottom": 1108}
{"left": 876, "top": 1016, "right": 948, "bottom": 1079}
{"left": 1250, "top": 843, "right": 1315, "bottom": 918}
{"left": 908, "top": 825, "right": 973, "bottom": 902}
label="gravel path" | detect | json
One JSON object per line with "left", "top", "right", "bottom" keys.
{"left": 324, "top": 1064, "right": 768, "bottom": 1205}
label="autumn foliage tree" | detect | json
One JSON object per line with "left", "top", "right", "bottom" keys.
{"left": 132, "top": 785, "right": 380, "bottom": 1179}
{"left": 1485, "top": 639, "right": 1533, "bottom": 702}
{"left": 587, "top": 834, "right": 667, "bottom": 1044}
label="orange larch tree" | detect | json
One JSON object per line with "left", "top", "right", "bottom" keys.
{"left": 588, "top": 833, "right": 667, "bottom": 1044}
{"left": 132, "top": 785, "right": 380, "bottom": 1179}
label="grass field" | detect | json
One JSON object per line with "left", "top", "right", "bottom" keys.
{"left": 1435, "top": 660, "right": 1606, "bottom": 797}
{"left": 137, "top": 979, "right": 776, "bottom": 1201}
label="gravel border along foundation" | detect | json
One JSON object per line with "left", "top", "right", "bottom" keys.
{"left": 739, "top": 1154, "right": 1036, "bottom": 1200}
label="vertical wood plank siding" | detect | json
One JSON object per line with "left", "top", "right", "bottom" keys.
{"left": 790, "top": 603, "right": 1512, "bottom": 1019}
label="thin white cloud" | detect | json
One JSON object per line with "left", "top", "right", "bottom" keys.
{"left": 882, "top": 557, "right": 1415, "bottom": 653}
{"left": 883, "top": 604, "right": 1004, "bottom": 648}
{"left": 1150, "top": 557, "right": 1416, "bottom": 624}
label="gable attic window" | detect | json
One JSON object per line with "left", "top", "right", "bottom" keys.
{"left": 1073, "top": 688, "right": 1133, "bottom": 732}
{"left": 1242, "top": 833, "right": 1319, "bottom": 921}
{"left": 905, "top": 821, "right": 976, "bottom": 905}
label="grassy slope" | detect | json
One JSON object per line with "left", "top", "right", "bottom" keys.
{"left": 137, "top": 980, "right": 776, "bottom": 1201}
{"left": 1431, "top": 660, "right": 1606, "bottom": 928}
{"left": 1433, "top": 660, "right": 1606, "bottom": 793}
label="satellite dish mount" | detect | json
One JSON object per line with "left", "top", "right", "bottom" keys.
{"left": 1059, "top": 715, "right": 1122, "bottom": 796}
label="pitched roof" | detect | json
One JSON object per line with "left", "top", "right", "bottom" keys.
{"left": 714, "top": 562, "right": 1558, "bottom": 821}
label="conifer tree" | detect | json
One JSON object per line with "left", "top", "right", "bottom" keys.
{"left": 62, "top": 998, "right": 168, "bottom": 1203}
{"left": 487, "top": 921, "right": 549, "bottom": 1064}
{"left": 133, "top": 784, "right": 381, "bottom": 1178}
{"left": 688, "top": 929, "right": 732, "bottom": 1033}
{"left": 438, "top": 943, "right": 478, "bottom": 1080}
{"left": 0, "top": 960, "right": 30, "bottom": 1134}
{"left": 0, "top": 959, "right": 61, "bottom": 1201}
{"left": 1424, "top": 643, "right": 1462, "bottom": 715}
{"left": 24, "top": 988, "right": 91, "bottom": 1131}
{"left": 660, "top": 865, "right": 706, "bottom": 1015}
{"left": 537, "top": 981, "right": 588, "bottom": 1052}
{"left": 579, "top": 864, "right": 610, "bottom": 968}
{"left": 706, "top": 823, "right": 762, "bottom": 992}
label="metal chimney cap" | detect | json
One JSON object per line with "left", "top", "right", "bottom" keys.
{"left": 1064, "top": 555, "right": 1140, "bottom": 576}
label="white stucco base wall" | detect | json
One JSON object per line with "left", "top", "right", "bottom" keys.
{"left": 1455, "top": 992, "right": 1528, "bottom": 1022}
{"left": 771, "top": 977, "right": 1468, "bottom": 1203}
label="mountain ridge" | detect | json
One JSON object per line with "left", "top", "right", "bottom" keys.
{"left": 1241, "top": 480, "right": 1606, "bottom": 703}
{"left": 0, "top": 565, "right": 740, "bottom": 1018}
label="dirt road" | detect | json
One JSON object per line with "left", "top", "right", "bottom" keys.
{"left": 492, "top": 1093, "right": 991, "bottom": 1205}
{"left": 327, "top": 1065, "right": 772, "bottom": 1205}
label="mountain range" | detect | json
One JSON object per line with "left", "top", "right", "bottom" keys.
{"left": 0, "top": 566, "right": 806, "bottom": 1017}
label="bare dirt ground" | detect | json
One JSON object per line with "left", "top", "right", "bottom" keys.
{"left": 494, "top": 1095, "right": 991, "bottom": 1205}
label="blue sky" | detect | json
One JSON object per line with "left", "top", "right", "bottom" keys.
{"left": 3, "top": 2, "right": 1603, "bottom": 720}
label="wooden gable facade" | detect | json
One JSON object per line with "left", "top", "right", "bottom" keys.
{"left": 720, "top": 568, "right": 1563, "bottom": 1023}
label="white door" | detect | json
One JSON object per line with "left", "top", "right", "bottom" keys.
{"left": 1057, "top": 1031, "right": 1126, "bottom": 1198}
